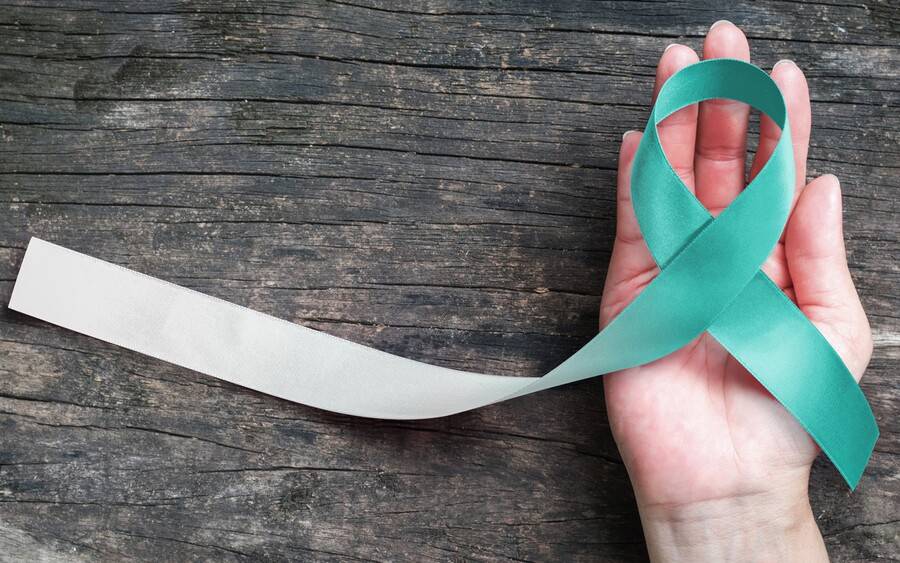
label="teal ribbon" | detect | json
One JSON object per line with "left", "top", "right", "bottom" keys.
{"left": 7, "top": 58, "right": 878, "bottom": 488}
{"left": 511, "top": 59, "right": 877, "bottom": 488}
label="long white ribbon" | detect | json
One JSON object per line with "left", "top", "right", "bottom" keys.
{"left": 10, "top": 238, "right": 535, "bottom": 419}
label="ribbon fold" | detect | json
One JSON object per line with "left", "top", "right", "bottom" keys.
{"left": 8, "top": 59, "right": 877, "bottom": 488}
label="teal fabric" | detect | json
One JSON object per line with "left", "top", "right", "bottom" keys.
{"left": 506, "top": 59, "right": 877, "bottom": 488}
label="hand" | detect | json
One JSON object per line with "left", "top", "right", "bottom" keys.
{"left": 600, "top": 22, "right": 873, "bottom": 561}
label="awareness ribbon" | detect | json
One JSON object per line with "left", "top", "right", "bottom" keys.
{"left": 9, "top": 59, "right": 878, "bottom": 488}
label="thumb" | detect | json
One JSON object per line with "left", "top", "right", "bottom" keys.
{"left": 785, "top": 174, "right": 872, "bottom": 378}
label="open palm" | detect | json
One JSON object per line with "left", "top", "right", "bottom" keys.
{"left": 600, "top": 22, "right": 872, "bottom": 510}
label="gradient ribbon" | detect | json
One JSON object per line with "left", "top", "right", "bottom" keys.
{"left": 9, "top": 59, "right": 877, "bottom": 488}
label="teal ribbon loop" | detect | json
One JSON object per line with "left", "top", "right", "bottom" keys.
{"left": 511, "top": 59, "right": 877, "bottom": 488}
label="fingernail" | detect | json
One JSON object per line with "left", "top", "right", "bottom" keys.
{"left": 774, "top": 59, "right": 796, "bottom": 71}
{"left": 622, "top": 130, "right": 639, "bottom": 141}
{"left": 710, "top": 20, "right": 733, "bottom": 31}
{"left": 820, "top": 175, "right": 843, "bottom": 221}
{"left": 664, "top": 43, "right": 679, "bottom": 52}
{"left": 822, "top": 174, "right": 842, "bottom": 199}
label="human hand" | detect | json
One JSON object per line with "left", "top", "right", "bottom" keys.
{"left": 600, "top": 21, "right": 873, "bottom": 562}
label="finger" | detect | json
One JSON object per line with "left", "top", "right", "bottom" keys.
{"left": 652, "top": 43, "right": 699, "bottom": 192}
{"left": 694, "top": 20, "right": 751, "bottom": 216}
{"left": 600, "top": 131, "right": 658, "bottom": 327}
{"left": 749, "top": 59, "right": 812, "bottom": 206}
{"left": 610, "top": 131, "right": 644, "bottom": 246}
{"left": 785, "top": 174, "right": 872, "bottom": 378}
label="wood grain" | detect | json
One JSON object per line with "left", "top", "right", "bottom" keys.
{"left": 0, "top": 1, "right": 897, "bottom": 561}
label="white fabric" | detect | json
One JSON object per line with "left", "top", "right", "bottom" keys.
{"left": 10, "top": 238, "right": 536, "bottom": 419}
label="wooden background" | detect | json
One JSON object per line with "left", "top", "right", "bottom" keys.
{"left": 0, "top": 1, "right": 897, "bottom": 561}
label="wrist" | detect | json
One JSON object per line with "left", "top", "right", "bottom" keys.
{"left": 637, "top": 478, "right": 828, "bottom": 562}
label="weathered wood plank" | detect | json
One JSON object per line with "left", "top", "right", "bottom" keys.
{"left": 1, "top": 1, "right": 898, "bottom": 561}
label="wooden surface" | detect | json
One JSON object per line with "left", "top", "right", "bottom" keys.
{"left": 1, "top": 1, "right": 897, "bottom": 561}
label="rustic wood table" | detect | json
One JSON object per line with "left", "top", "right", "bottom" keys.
{"left": 1, "top": 2, "right": 897, "bottom": 561}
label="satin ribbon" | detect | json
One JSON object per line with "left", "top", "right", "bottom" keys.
{"left": 8, "top": 59, "right": 877, "bottom": 488}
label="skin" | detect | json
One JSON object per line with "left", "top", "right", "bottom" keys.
{"left": 600, "top": 21, "right": 873, "bottom": 561}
